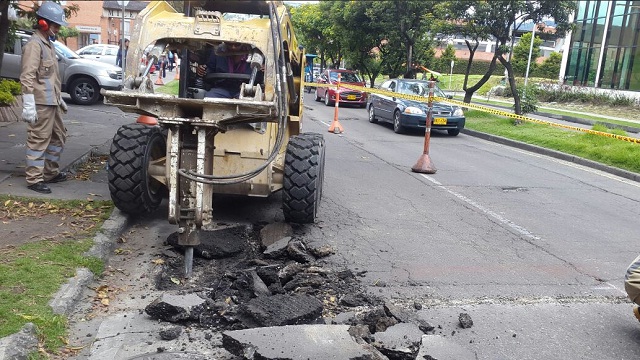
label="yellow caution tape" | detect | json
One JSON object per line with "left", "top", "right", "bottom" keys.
{"left": 302, "top": 80, "right": 640, "bottom": 145}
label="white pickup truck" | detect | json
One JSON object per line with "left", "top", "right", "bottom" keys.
{"left": 1, "top": 30, "right": 123, "bottom": 105}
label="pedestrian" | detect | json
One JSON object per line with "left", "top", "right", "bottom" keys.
{"left": 116, "top": 38, "right": 129, "bottom": 67}
{"left": 167, "top": 50, "right": 174, "bottom": 71}
{"left": 20, "top": 1, "right": 69, "bottom": 194}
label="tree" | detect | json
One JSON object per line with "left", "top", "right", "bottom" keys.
{"left": 444, "top": 0, "right": 575, "bottom": 115}
{"left": 437, "top": 43, "right": 457, "bottom": 74}
{"left": 57, "top": 26, "right": 79, "bottom": 46}
{"left": 512, "top": 32, "right": 542, "bottom": 77}
{"left": 289, "top": 2, "right": 339, "bottom": 71}
{"left": 535, "top": 51, "right": 562, "bottom": 79}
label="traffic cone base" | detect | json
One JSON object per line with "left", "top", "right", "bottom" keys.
{"left": 411, "top": 153, "right": 437, "bottom": 174}
{"left": 328, "top": 119, "right": 344, "bottom": 134}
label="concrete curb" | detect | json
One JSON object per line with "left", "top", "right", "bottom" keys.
{"left": 462, "top": 128, "right": 640, "bottom": 183}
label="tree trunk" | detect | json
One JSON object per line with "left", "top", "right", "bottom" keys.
{"left": 463, "top": 52, "right": 499, "bottom": 104}
{"left": 498, "top": 55, "right": 521, "bottom": 116}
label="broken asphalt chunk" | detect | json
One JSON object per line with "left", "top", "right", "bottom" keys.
{"left": 238, "top": 293, "right": 323, "bottom": 327}
{"left": 222, "top": 324, "right": 384, "bottom": 360}
{"left": 145, "top": 293, "right": 207, "bottom": 323}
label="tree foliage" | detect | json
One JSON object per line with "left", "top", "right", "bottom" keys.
{"left": 441, "top": 0, "right": 576, "bottom": 115}
{"left": 512, "top": 32, "right": 543, "bottom": 77}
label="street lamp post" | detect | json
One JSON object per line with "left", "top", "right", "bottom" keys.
{"left": 524, "top": 21, "right": 537, "bottom": 88}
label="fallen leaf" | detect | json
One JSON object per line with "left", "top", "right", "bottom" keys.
{"left": 151, "top": 258, "right": 165, "bottom": 265}
{"left": 101, "top": 298, "right": 109, "bottom": 306}
{"left": 170, "top": 277, "right": 181, "bottom": 285}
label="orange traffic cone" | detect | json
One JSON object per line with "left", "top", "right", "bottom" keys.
{"left": 136, "top": 115, "right": 158, "bottom": 125}
{"left": 155, "top": 62, "right": 164, "bottom": 86}
{"left": 328, "top": 98, "right": 344, "bottom": 134}
{"left": 328, "top": 74, "right": 344, "bottom": 134}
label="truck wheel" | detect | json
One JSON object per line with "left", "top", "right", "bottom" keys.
{"left": 69, "top": 77, "right": 100, "bottom": 105}
{"left": 108, "top": 123, "right": 166, "bottom": 214}
{"left": 283, "top": 133, "right": 325, "bottom": 224}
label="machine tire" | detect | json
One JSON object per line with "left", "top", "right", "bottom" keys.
{"left": 314, "top": 88, "right": 321, "bottom": 102}
{"left": 68, "top": 77, "right": 101, "bottom": 105}
{"left": 283, "top": 133, "right": 325, "bottom": 224}
{"left": 108, "top": 123, "right": 166, "bottom": 214}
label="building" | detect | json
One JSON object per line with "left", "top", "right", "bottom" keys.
{"left": 15, "top": 0, "right": 148, "bottom": 50}
{"left": 561, "top": 0, "right": 640, "bottom": 91}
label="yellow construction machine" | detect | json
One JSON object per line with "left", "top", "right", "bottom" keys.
{"left": 102, "top": 1, "right": 325, "bottom": 276}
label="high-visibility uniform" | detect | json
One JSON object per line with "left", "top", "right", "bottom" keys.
{"left": 20, "top": 31, "right": 66, "bottom": 185}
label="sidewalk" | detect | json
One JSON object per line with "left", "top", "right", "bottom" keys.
{"left": 0, "top": 94, "right": 135, "bottom": 200}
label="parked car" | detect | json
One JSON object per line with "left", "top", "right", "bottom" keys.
{"left": 367, "top": 78, "right": 465, "bottom": 136}
{"left": 314, "top": 69, "right": 367, "bottom": 107}
{"left": 1, "top": 30, "right": 122, "bottom": 105}
{"left": 76, "top": 44, "right": 119, "bottom": 66}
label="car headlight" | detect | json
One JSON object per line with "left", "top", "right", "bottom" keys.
{"left": 453, "top": 107, "right": 464, "bottom": 117}
{"left": 404, "top": 106, "right": 424, "bottom": 115}
{"left": 106, "top": 70, "right": 119, "bottom": 80}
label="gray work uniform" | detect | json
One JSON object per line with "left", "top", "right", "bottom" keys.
{"left": 626, "top": 255, "right": 640, "bottom": 305}
{"left": 20, "top": 31, "right": 67, "bottom": 185}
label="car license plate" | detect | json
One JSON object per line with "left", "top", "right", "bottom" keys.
{"left": 346, "top": 95, "right": 356, "bottom": 100}
{"left": 433, "top": 117, "right": 447, "bottom": 125}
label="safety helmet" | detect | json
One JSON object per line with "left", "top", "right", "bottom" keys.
{"left": 36, "top": 1, "right": 68, "bottom": 27}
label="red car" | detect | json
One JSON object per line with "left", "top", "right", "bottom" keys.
{"left": 314, "top": 69, "right": 367, "bottom": 107}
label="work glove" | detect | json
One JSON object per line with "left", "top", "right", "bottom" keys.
{"left": 21, "top": 94, "right": 37, "bottom": 124}
{"left": 59, "top": 96, "right": 68, "bottom": 114}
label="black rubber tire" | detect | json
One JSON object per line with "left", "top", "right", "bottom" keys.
{"left": 368, "top": 105, "right": 378, "bottom": 123}
{"left": 69, "top": 77, "right": 101, "bottom": 105}
{"left": 448, "top": 129, "right": 460, "bottom": 136}
{"left": 283, "top": 133, "right": 325, "bottom": 224}
{"left": 314, "top": 88, "right": 321, "bottom": 102}
{"left": 393, "top": 110, "right": 405, "bottom": 134}
{"left": 108, "top": 123, "right": 167, "bottom": 214}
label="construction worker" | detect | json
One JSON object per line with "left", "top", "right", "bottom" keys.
{"left": 20, "top": 1, "right": 69, "bottom": 194}
{"left": 625, "top": 255, "right": 640, "bottom": 321}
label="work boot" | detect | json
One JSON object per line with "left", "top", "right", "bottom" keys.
{"left": 45, "top": 172, "right": 68, "bottom": 183}
{"left": 27, "top": 182, "right": 52, "bottom": 194}
{"left": 634, "top": 306, "right": 640, "bottom": 322}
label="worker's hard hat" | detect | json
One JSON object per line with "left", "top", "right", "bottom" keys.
{"left": 36, "top": 1, "right": 68, "bottom": 27}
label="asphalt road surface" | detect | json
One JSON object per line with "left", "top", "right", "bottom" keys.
{"left": 62, "top": 92, "right": 640, "bottom": 359}
{"left": 300, "top": 92, "right": 640, "bottom": 359}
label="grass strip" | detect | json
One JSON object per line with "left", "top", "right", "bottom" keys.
{"left": 0, "top": 196, "right": 113, "bottom": 354}
{"left": 465, "top": 110, "right": 640, "bottom": 174}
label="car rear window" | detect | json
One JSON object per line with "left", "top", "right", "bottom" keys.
{"left": 329, "top": 71, "right": 362, "bottom": 83}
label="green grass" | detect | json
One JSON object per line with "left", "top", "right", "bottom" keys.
{"left": 457, "top": 95, "right": 640, "bottom": 130}
{"left": 465, "top": 110, "right": 640, "bottom": 174}
{"left": 0, "top": 196, "right": 113, "bottom": 355}
{"left": 155, "top": 80, "right": 179, "bottom": 95}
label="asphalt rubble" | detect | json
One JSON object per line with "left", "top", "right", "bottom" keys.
{"left": 2, "top": 89, "right": 640, "bottom": 359}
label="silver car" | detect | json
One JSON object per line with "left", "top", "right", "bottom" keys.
{"left": 1, "top": 30, "right": 122, "bottom": 105}
{"left": 76, "top": 44, "right": 120, "bottom": 67}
